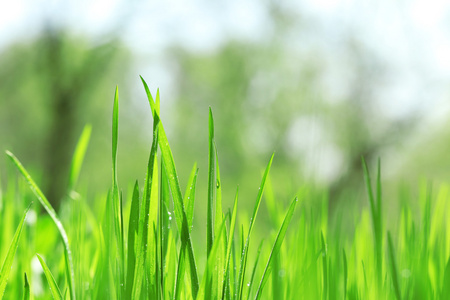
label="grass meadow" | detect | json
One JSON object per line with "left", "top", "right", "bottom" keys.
{"left": 1, "top": 78, "right": 450, "bottom": 299}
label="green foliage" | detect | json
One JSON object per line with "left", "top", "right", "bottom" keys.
{"left": 1, "top": 79, "right": 450, "bottom": 300}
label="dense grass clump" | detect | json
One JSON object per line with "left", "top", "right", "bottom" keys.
{"left": 1, "top": 78, "right": 450, "bottom": 299}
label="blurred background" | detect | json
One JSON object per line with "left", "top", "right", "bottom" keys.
{"left": 1, "top": 0, "right": 450, "bottom": 221}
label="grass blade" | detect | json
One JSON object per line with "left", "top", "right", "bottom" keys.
{"left": 196, "top": 216, "right": 228, "bottom": 300}
{"left": 321, "top": 232, "right": 328, "bottom": 300}
{"left": 254, "top": 197, "right": 297, "bottom": 300}
{"left": 183, "top": 163, "right": 198, "bottom": 230}
{"left": 68, "top": 124, "right": 92, "bottom": 193}
{"left": 221, "top": 187, "right": 239, "bottom": 299}
{"left": 36, "top": 254, "right": 63, "bottom": 300}
{"left": 246, "top": 240, "right": 264, "bottom": 300}
{"left": 125, "top": 181, "right": 140, "bottom": 298}
{"left": 207, "top": 107, "right": 215, "bottom": 258}
{"left": 140, "top": 76, "right": 199, "bottom": 297}
{"left": 343, "top": 249, "right": 347, "bottom": 300}
{"left": 111, "top": 86, "right": 125, "bottom": 297}
{"left": 387, "top": 232, "right": 401, "bottom": 300}
{"left": 22, "top": 273, "right": 30, "bottom": 300}
{"left": 0, "top": 203, "right": 31, "bottom": 298}
{"left": 6, "top": 151, "right": 76, "bottom": 300}
{"left": 132, "top": 116, "right": 159, "bottom": 299}
{"left": 238, "top": 153, "right": 275, "bottom": 299}
{"left": 361, "top": 157, "right": 382, "bottom": 283}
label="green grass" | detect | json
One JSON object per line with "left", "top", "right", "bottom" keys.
{"left": 1, "top": 78, "right": 450, "bottom": 299}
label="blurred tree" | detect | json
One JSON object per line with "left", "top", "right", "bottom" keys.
{"left": 160, "top": 3, "right": 422, "bottom": 220}
{"left": 0, "top": 27, "right": 131, "bottom": 210}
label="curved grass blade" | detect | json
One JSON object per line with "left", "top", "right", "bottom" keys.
{"left": 5, "top": 151, "right": 76, "bottom": 300}
{"left": 140, "top": 76, "right": 199, "bottom": 297}
{"left": 387, "top": 232, "right": 401, "bottom": 300}
{"left": 0, "top": 203, "right": 31, "bottom": 299}
{"left": 36, "top": 254, "right": 63, "bottom": 300}
{"left": 68, "top": 124, "right": 92, "bottom": 193}
{"left": 238, "top": 153, "right": 275, "bottom": 299}
{"left": 23, "top": 273, "right": 30, "bottom": 300}
{"left": 254, "top": 197, "right": 297, "bottom": 300}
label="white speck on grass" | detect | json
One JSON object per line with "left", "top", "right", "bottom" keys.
{"left": 401, "top": 269, "right": 411, "bottom": 278}
{"left": 26, "top": 210, "right": 37, "bottom": 225}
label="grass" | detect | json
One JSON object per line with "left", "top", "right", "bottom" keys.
{"left": 1, "top": 78, "right": 450, "bottom": 299}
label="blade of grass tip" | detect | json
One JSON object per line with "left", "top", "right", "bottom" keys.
{"left": 0, "top": 203, "right": 32, "bottom": 298}
{"left": 132, "top": 116, "right": 159, "bottom": 300}
{"left": 140, "top": 76, "right": 199, "bottom": 297}
{"left": 68, "top": 124, "right": 92, "bottom": 193}
{"left": 125, "top": 181, "right": 140, "bottom": 298}
{"left": 23, "top": 273, "right": 30, "bottom": 300}
{"left": 183, "top": 163, "right": 198, "bottom": 231}
{"left": 6, "top": 151, "right": 76, "bottom": 300}
{"left": 387, "top": 232, "right": 401, "bottom": 300}
{"left": 238, "top": 153, "right": 275, "bottom": 300}
{"left": 343, "top": 249, "right": 347, "bottom": 300}
{"left": 36, "top": 254, "right": 63, "bottom": 300}
{"left": 111, "top": 86, "right": 125, "bottom": 297}
{"left": 221, "top": 187, "right": 239, "bottom": 300}
{"left": 320, "top": 231, "right": 328, "bottom": 300}
{"left": 207, "top": 107, "right": 215, "bottom": 258}
{"left": 361, "top": 157, "right": 381, "bottom": 283}
{"left": 254, "top": 197, "right": 298, "bottom": 300}
{"left": 246, "top": 240, "right": 264, "bottom": 300}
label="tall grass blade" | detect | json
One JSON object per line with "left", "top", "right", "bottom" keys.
{"left": 132, "top": 116, "right": 159, "bottom": 300}
{"left": 125, "top": 181, "right": 140, "bottom": 298}
{"left": 36, "top": 254, "right": 63, "bottom": 300}
{"left": 0, "top": 203, "right": 31, "bottom": 299}
{"left": 343, "top": 249, "right": 348, "bottom": 300}
{"left": 442, "top": 258, "right": 450, "bottom": 298}
{"left": 361, "top": 157, "right": 382, "bottom": 283}
{"left": 254, "top": 197, "right": 297, "bottom": 300}
{"left": 6, "top": 150, "right": 76, "bottom": 299}
{"left": 321, "top": 231, "right": 328, "bottom": 300}
{"left": 68, "top": 124, "right": 92, "bottom": 193}
{"left": 111, "top": 86, "right": 125, "bottom": 297}
{"left": 387, "top": 232, "right": 401, "bottom": 300}
{"left": 183, "top": 163, "right": 198, "bottom": 230}
{"left": 238, "top": 153, "right": 274, "bottom": 300}
{"left": 246, "top": 240, "right": 263, "bottom": 300}
{"left": 140, "top": 76, "right": 199, "bottom": 297}
{"left": 207, "top": 107, "right": 215, "bottom": 258}
{"left": 221, "top": 187, "right": 239, "bottom": 299}
{"left": 196, "top": 216, "right": 228, "bottom": 300}
{"left": 22, "top": 273, "right": 30, "bottom": 300}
